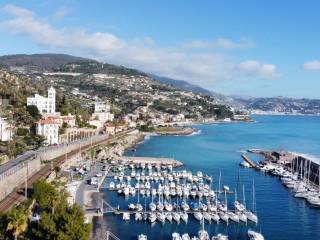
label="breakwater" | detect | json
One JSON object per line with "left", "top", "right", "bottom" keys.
{"left": 248, "top": 149, "right": 320, "bottom": 186}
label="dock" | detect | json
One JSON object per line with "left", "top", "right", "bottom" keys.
{"left": 241, "top": 154, "right": 258, "bottom": 168}
{"left": 121, "top": 156, "right": 183, "bottom": 167}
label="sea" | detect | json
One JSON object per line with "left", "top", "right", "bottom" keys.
{"left": 94, "top": 115, "right": 320, "bottom": 240}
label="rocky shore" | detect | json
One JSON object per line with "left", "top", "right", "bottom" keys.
{"left": 148, "top": 126, "right": 198, "bottom": 136}
{"left": 91, "top": 131, "right": 145, "bottom": 161}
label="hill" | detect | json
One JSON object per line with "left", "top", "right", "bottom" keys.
{"left": 0, "top": 54, "right": 88, "bottom": 71}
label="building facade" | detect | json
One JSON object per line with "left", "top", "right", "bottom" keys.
{"left": 27, "top": 87, "right": 56, "bottom": 114}
{"left": 0, "top": 118, "right": 12, "bottom": 142}
{"left": 36, "top": 117, "right": 59, "bottom": 145}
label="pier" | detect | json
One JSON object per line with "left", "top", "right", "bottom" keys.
{"left": 241, "top": 154, "right": 257, "bottom": 168}
{"left": 121, "top": 156, "right": 183, "bottom": 167}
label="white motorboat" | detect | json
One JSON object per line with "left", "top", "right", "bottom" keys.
{"left": 135, "top": 212, "right": 142, "bottom": 221}
{"left": 165, "top": 201, "right": 174, "bottom": 212}
{"left": 138, "top": 234, "right": 147, "bottom": 240}
{"left": 182, "top": 233, "right": 191, "bottom": 240}
{"left": 136, "top": 203, "right": 143, "bottom": 212}
{"left": 109, "top": 182, "right": 115, "bottom": 189}
{"left": 198, "top": 230, "right": 209, "bottom": 240}
{"left": 122, "top": 212, "right": 130, "bottom": 221}
{"left": 172, "top": 232, "right": 182, "bottom": 240}
{"left": 128, "top": 203, "right": 136, "bottom": 210}
{"left": 212, "top": 234, "right": 228, "bottom": 240}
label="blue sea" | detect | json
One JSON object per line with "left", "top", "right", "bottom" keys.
{"left": 95, "top": 115, "right": 320, "bottom": 240}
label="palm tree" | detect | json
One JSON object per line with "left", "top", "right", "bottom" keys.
{"left": 6, "top": 207, "right": 28, "bottom": 240}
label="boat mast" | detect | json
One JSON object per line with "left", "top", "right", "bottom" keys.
{"left": 252, "top": 179, "right": 256, "bottom": 213}
{"left": 243, "top": 184, "right": 246, "bottom": 208}
{"left": 218, "top": 171, "right": 221, "bottom": 198}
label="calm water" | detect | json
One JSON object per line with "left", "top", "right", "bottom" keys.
{"left": 95, "top": 115, "right": 320, "bottom": 240}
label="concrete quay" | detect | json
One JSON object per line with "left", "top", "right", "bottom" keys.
{"left": 121, "top": 156, "right": 183, "bottom": 167}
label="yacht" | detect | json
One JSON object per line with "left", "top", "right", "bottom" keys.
{"left": 148, "top": 212, "right": 157, "bottom": 223}
{"left": 194, "top": 212, "right": 203, "bottom": 221}
{"left": 211, "top": 212, "right": 220, "bottom": 223}
{"left": 248, "top": 230, "right": 264, "bottom": 240}
{"left": 122, "top": 212, "right": 130, "bottom": 221}
{"left": 203, "top": 212, "right": 212, "bottom": 223}
{"left": 246, "top": 210, "right": 258, "bottom": 223}
{"left": 128, "top": 203, "right": 136, "bottom": 210}
{"left": 212, "top": 234, "right": 228, "bottom": 240}
{"left": 180, "top": 212, "right": 188, "bottom": 223}
{"left": 173, "top": 212, "right": 181, "bottom": 223}
{"left": 138, "top": 234, "right": 147, "bottom": 240}
{"left": 227, "top": 211, "right": 240, "bottom": 223}
{"left": 219, "top": 212, "right": 229, "bottom": 223}
{"left": 157, "top": 212, "right": 166, "bottom": 224}
{"left": 135, "top": 212, "right": 142, "bottom": 221}
{"left": 166, "top": 212, "right": 173, "bottom": 223}
{"left": 182, "top": 233, "right": 191, "bottom": 240}
{"left": 237, "top": 211, "right": 247, "bottom": 223}
{"left": 172, "top": 233, "right": 182, "bottom": 240}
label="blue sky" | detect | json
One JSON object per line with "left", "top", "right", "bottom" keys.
{"left": 1, "top": 0, "right": 320, "bottom": 98}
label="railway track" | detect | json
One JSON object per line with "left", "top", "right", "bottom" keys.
{"left": 0, "top": 130, "right": 133, "bottom": 212}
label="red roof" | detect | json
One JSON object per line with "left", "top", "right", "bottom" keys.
{"left": 38, "top": 117, "right": 59, "bottom": 125}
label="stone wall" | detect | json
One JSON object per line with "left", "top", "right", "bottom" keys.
{"left": 0, "top": 156, "right": 41, "bottom": 201}
{"left": 0, "top": 135, "right": 108, "bottom": 201}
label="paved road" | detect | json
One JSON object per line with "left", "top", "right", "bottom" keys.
{"left": 75, "top": 162, "right": 108, "bottom": 208}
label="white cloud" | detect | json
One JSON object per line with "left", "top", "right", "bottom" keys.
{"left": 52, "top": 8, "right": 69, "bottom": 21}
{"left": 0, "top": 4, "right": 279, "bottom": 89}
{"left": 303, "top": 60, "right": 320, "bottom": 71}
{"left": 236, "top": 60, "right": 279, "bottom": 78}
{"left": 184, "top": 38, "right": 254, "bottom": 49}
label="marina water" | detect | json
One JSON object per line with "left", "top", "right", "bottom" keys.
{"left": 95, "top": 115, "right": 320, "bottom": 240}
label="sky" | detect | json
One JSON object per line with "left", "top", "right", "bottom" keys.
{"left": 0, "top": 0, "right": 320, "bottom": 98}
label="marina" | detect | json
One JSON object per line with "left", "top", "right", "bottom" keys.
{"left": 93, "top": 115, "right": 320, "bottom": 240}
{"left": 98, "top": 160, "right": 261, "bottom": 240}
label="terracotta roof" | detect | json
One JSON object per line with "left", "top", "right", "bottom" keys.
{"left": 38, "top": 117, "right": 59, "bottom": 125}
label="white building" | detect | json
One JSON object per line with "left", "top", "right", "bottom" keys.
{"left": 0, "top": 118, "right": 12, "bottom": 141}
{"left": 94, "top": 101, "right": 111, "bottom": 113}
{"left": 36, "top": 117, "right": 59, "bottom": 145}
{"left": 27, "top": 87, "right": 56, "bottom": 114}
{"left": 91, "top": 101, "right": 114, "bottom": 126}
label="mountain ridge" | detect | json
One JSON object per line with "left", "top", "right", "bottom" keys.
{"left": 1, "top": 53, "right": 319, "bottom": 115}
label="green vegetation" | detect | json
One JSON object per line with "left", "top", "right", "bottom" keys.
{"left": 139, "top": 124, "right": 155, "bottom": 132}
{"left": 26, "top": 105, "right": 41, "bottom": 120}
{"left": 0, "top": 180, "right": 91, "bottom": 240}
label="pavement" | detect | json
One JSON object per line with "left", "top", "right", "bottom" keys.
{"left": 75, "top": 162, "right": 108, "bottom": 208}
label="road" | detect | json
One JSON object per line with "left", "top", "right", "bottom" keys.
{"left": 0, "top": 130, "right": 133, "bottom": 212}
